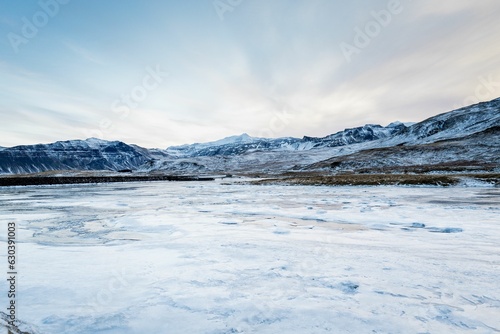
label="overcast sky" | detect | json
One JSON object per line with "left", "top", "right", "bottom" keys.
{"left": 1, "top": 0, "right": 499, "bottom": 148}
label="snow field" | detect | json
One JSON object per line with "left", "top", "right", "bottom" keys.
{"left": 0, "top": 181, "right": 498, "bottom": 333}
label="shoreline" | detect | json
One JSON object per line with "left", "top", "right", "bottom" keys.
{"left": 0, "top": 172, "right": 499, "bottom": 187}
{"left": 0, "top": 175, "right": 215, "bottom": 187}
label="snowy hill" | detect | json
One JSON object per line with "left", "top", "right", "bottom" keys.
{"left": 390, "top": 98, "right": 500, "bottom": 145}
{"left": 0, "top": 98, "right": 498, "bottom": 175}
{"left": 306, "top": 126, "right": 500, "bottom": 173}
{"left": 299, "top": 122, "right": 407, "bottom": 150}
{"left": 300, "top": 98, "right": 500, "bottom": 174}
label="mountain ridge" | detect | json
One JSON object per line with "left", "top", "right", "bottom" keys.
{"left": 1, "top": 97, "right": 499, "bottom": 175}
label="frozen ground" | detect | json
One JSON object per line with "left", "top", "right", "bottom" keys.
{"left": 0, "top": 180, "right": 499, "bottom": 333}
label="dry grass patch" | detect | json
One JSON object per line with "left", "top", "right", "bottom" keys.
{"left": 249, "top": 173, "right": 500, "bottom": 186}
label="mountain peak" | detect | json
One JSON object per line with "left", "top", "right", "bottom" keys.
{"left": 387, "top": 121, "right": 403, "bottom": 127}
{"left": 220, "top": 133, "right": 254, "bottom": 144}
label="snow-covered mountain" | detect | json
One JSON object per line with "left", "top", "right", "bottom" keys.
{"left": 0, "top": 138, "right": 153, "bottom": 174}
{"left": 0, "top": 98, "right": 498, "bottom": 175}
{"left": 306, "top": 126, "right": 500, "bottom": 173}
{"left": 168, "top": 133, "right": 257, "bottom": 156}
{"left": 301, "top": 122, "right": 407, "bottom": 148}
{"left": 165, "top": 123, "right": 407, "bottom": 158}
{"left": 388, "top": 98, "right": 500, "bottom": 145}
{"left": 144, "top": 98, "right": 499, "bottom": 174}
{"left": 301, "top": 98, "right": 500, "bottom": 173}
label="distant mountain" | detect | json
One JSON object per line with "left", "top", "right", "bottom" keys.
{"left": 166, "top": 133, "right": 268, "bottom": 157}
{"left": 169, "top": 133, "right": 257, "bottom": 153}
{"left": 0, "top": 98, "right": 498, "bottom": 175}
{"left": 149, "top": 98, "right": 500, "bottom": 174}
{"left": 0, "top": 138, "right": 153, "bottom": 174}
{"left": 165, "top": 123, "right": 408, "bottom": 158}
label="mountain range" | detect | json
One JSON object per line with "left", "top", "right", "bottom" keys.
{"left": 1, "top": 97, "right": 499, "bottom": 175}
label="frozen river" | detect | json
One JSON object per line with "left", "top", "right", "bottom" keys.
{"left": 1, "top": 180, "right": 499, "bottom": 333}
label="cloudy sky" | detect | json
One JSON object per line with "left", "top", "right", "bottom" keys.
{"left": 1, "top": 0, "right": 499, "bottom": 148}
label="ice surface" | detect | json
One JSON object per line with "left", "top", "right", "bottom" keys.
{"left": 0, "top": 182, "right": 499, "bottom": 333}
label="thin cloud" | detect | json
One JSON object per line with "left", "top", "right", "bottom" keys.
{"left": 0, "top": 1, "right": 499, "bottom": 147}
{"left": 63, "top": 41, "right": 106, "bottom": 65}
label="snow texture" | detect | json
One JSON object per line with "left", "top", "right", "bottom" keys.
{"left": 0, "top": 181, "right": 499, "bottom": 333}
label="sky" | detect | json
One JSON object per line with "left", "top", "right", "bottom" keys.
{"left": 0, "top": 0, "right": 499, "bottom": 148}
